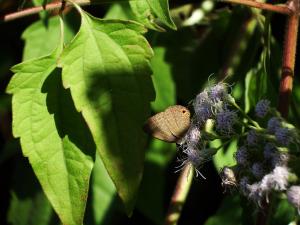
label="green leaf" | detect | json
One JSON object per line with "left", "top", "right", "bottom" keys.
{"left": 270, "top": 198, "right": 296, "bottom": 225}
{"left": 150, "top": 47, "right": 176, "bottom": 111}
{"left": 130, "top": 0, "right": 176, "bottom": 30}
{"left": 204, "top": 196, "right": 242, "bottom": 225}
{"left": 7, "top": 156, "right": 58, "bottom": 225}
{"left": 244, "top": 59, "right": 269, "bottom": 113}
{"left": 7, "top": 53, "right": 96, "bottom": 225}
{"left": 60, "top": 10, "right": 155, "bottom": 215}
{"left": 32, "top": 0, "right": 49, "bottom": 19}
{"left": 84, "top": 154, "right": 117, "bottom": 225}
{"left": 137, "top": 139, "right": 176, "bottom": 224}
{"left": 105, "top": 3, "right": 135, "bottom": 20}
{"left": 22, "top": 16, "right": 75, "bottom": 61}
{"left": 148, "top": 11, "right": 231, "bottom": 102}
{"left": 211, "top": 139, "right": 237, "bottom": 171}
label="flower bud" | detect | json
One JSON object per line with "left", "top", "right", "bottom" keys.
{"left": 216, "top": 110, "right": 237, "bottom": 135}
{"left": 235, "top": 146, "right": 249, "bottom": 166}
{"left": 267, "top": 117, "right": 281, "bottom": 134}
{"left": 255, "top": 99, "right": 270, "bottom": 118}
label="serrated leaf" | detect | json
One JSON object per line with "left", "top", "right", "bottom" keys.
{"left": 60, "top": 10, "right": 155, "bottom": 215}
{"left": 22, "top": 17, "right": 75, "bottom": 61}
{"left": 130, "top": 0, "right": 176, "bottom": 30}
{"left": 7, "top": 53, "right": 96, "bottom": 225}
{"left": 130, "top": 1, "right": 165, "bottom": 31}
{"left": 147, "top": 0, "right": 176, "bottom": 29}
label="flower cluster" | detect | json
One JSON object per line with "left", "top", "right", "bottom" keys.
{"left": 219, "top": 99, "right": 300, "bottom": 210}
{"left": 178, "top": 83, "right": 237, "bottom": 177}
{"left": 178, "top": 82, "right": 300, "bottom": 212}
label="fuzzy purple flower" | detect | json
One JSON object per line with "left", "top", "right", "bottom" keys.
{"left": 263, "top": 143, "right": 277, "bottom": 160}
{"left": 235, "top": 146, "right": 249, "bottom": 165}
{"left": 271, "top": 152, "right": 289, "bottom": 167}
{"left": 195, "top": 90, "right": 210, "bottom": 104}
{"left": 260, "top": 166, "right": 289, "bottom": 191}
{"left": 239, "top": 177, "right": 250, "bottom": 195}
{"left": 194, "top": 99, "right": 213, "bottom": 124}
{"left": 247, "top": 182, "right": 265, "bottom": 204}
{"left": 287, "top": 186, "right": 300, "bottom": 210}
{"left": 251, "top": 163, "right": 264, "bottom": 179}
{"left": 209, "top": 83, "right": 228, "bottom": 101}
{"left": 267, "top": 117, "right": 281, "bottom": 134}
{"left": 184, "top": 148, "right": 202, "bottom": 168}
{"left": 275, "top": 127, "right": 292, "bottom": 146}
{"left": 216, "top": 110, "right": 237, "bottom": 135}
{"left": 247, "top": 129, "right": 259, "bottom": 146}
{"left": 255, "top": 99, "right": 270, "bottom": 118}
{"left": 184, "top": 124, "right": 201, "bottom": 147}
{"left": 179, "top": 147, "right": 217, "bottom": 179}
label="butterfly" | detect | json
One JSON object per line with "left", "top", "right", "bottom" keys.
{"left": 143, "top": 105, "right": 191, "bottom": 143}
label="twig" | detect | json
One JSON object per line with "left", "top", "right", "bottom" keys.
{"left": 278, "top": 2, "right": 299, "bottom": 117}
{"left": 257, "top": 0, "right": 299, "bottom": 224}
{"left": 164, "top": 164, "right": 194, "bottom": 225}
{"left": 223, "top": 0, "right": 299, "bottom": 224}
{"left": 221, "top": 0, "right": 292, "bottom": 15}
{"left": 0, "top": 0, "right": 103, "bottom": 22}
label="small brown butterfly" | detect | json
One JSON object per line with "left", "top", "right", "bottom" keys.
{"left": 143, "top": 105, "right": 191, "bottom": 143}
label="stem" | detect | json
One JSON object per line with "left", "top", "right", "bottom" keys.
{"left": 278, "top": 9, "right": 299, "bottom": 117}
{"left": 221, "top": 0, "right": 292, "bottom": 15}
{"left": 0, "top": 0, "right": 107, "bottom": 22}
{"left": 231, "top": 100, "right": 262, "bottom": 129}
{"left": 164, "top": 163, "right": 194, "bottom": 225}
{"left": 258, "top": 1, "right": 299, "bottom": 224}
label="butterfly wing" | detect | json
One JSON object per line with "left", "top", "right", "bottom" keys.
{"left": 143, "top": 111, "right": 178, "bottom": 142}
{"left": 143, "top": 105, "right": 190, "bottom": 143}
{"left": 166, "top": 105, "right": 191, "bottom": 139}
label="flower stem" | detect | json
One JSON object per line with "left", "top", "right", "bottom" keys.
{"left": 231, "top": 100, "right": 262, "bottom": 129}
{"left": 164, "top": 163, "right": 194, "bottom": 225}
{"left": 1, "top": 0, "right": 103, "bottom": 22}
{"left": 221, "top": 0, "right": 291, "bottom": 15}
{"left": 278, "top": 7, "right": 299, "bottom": 118}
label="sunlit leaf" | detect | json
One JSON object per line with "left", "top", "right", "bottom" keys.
{"left": 7, "top": 50, "right": 95, "bottom": 225}
{"left": 60, "top": 9, "right": 155, "bottom": 215}
{"left": 130, "top": 0, "right": 176, "bottom": 30}
{"left": 150, "top": 47, "right": 176, "bottom": 111}
{"left": 22, "top": 16, "right": 75, "bottom": 61}
{"left": 211, "top": 139, "right": 237, "bottom": 171}
{"left": 105, "top": 3, "right": 135, "bottom": 20}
